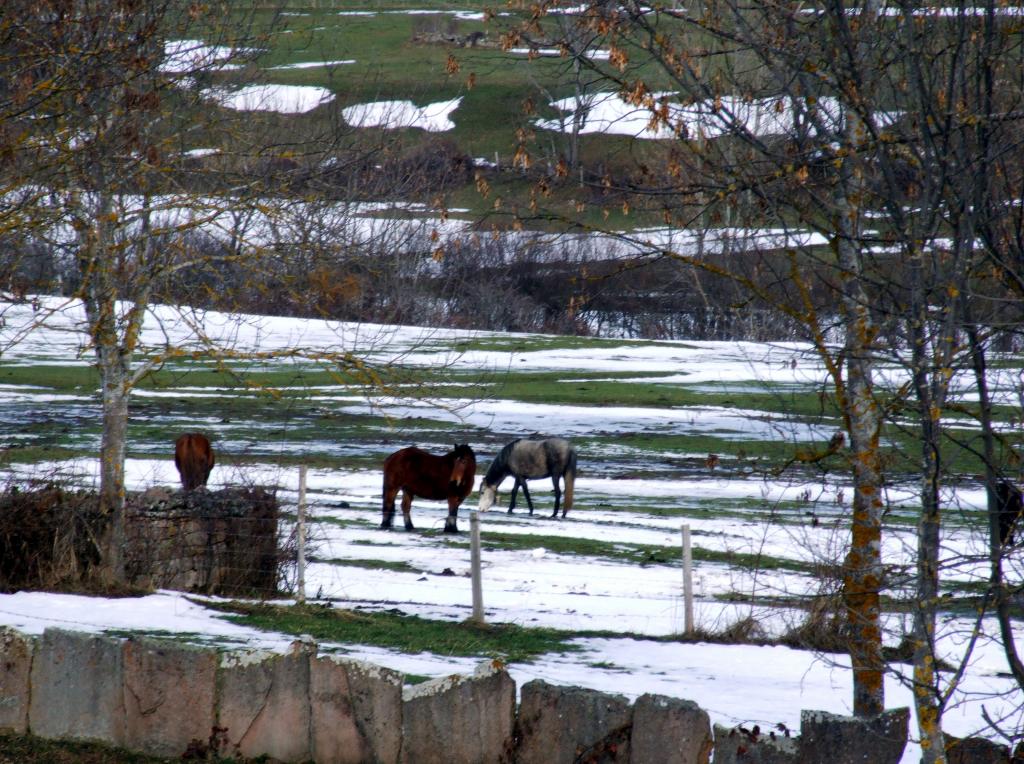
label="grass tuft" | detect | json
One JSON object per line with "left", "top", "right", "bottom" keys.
{"left": 208, "top": 600, "right": 590, "bottom": 664}
{"left": 0, "top": 733, "right": 191, "bottom": 764}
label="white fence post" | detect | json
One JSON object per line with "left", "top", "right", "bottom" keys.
{"left": 681, "top": 524, "right": 694, "bottom": 635}
{"left": 297, "top": 465, "right": 307, "bottom": 605}
{"left": 470, "top": 510, "right": 484, "bottom": 623}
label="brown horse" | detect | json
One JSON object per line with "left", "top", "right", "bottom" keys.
{"left": 381, "top": 444, "right": 476, "bottom": 533}
{"left": 174, "top": 433, "right": 215, "bottom": 491}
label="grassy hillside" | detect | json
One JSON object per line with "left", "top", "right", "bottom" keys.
{"left": 175, "top": 0, "right": 679, "bottom": 223}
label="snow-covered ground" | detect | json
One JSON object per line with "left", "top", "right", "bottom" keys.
{"left": 0, "top": 297, "right": 1022, "bottom": 761}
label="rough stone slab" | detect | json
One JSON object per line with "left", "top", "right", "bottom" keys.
{"left": 28, "top": 628, "right": 126, "bottom": 745}
{"left": 712, "top": 723, "right": 798, "bottom": 764}
{"left": 310, "top": 653, "right": 403, "bottom": 764}
{"left": 712, "top": 723, "right": 799, "bottom": 763}
{"left": 515, "top": 678, "right": 632, "bottom": 764}
{"left": 217, "top": 641, "right": 313, "bottom": 762}
{"left": 945, "top": 734, "right": 1011, "bottom": 764}
{"left": 798, "top": 708, "right": 909, "bottom": 764}
{"left": 122, "top": 637, "right": 218, "bottom": 757}
{"left": 0, "top": 627, "right": 34, "bottom": 734}
{"left": 401, "top": 659, "right": 515, "bottom": 764}
{"left": 630, "top": 693, "right": 712, "bottom": 764}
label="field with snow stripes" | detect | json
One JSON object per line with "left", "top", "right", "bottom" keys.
{"left": 1, "top": 297, "right": 1022, "bottom": 760}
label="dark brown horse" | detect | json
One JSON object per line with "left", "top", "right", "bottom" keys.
{"left": 174, "top": 433, "right": 215, "bottom": 491}
{"left": 381, "top": 444, "right": 476, "bottom": 533}
{"left": 996, "top": 479, "right": 1023, "bottom": 546}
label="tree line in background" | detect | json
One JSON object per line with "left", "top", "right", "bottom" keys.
{"left": 3, "top": 216, "right": 850, "bottom": 340}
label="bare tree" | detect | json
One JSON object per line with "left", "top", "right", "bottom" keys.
{"left": 495, "top": 0, "right": 1024, "bottom": 755}
{"left": 0, "top": 0, "right": 401, "bottom": 583}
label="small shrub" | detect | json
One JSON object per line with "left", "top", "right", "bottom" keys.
{"left": 717, "top": 614, "right": 769, "bottom": 644}
{"left": 0, "top": 484, "right": 105, "bottom": 592}
{"left": 780, "top": 595, "right": 849, "bottom": 653}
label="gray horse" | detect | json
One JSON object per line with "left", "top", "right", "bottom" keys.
{"left": 477, "top": 437, "right": 577, "bottom": 518}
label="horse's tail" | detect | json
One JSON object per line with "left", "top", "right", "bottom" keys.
{"left": 175, "top": 433, "right": 213, "bottom": 490}
{"left": 562, "top": 447, "right": 577, "bottom": 513}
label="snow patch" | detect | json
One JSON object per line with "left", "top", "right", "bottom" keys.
{"left": 204, "top": 84, "right": 334, "bottom": 114}
{"left": 342, "top": 98, "right": 462, "bottom": 132}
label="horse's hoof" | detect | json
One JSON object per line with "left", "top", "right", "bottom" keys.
{"left": 405, "top": 524, "right": 415, "bottom": 532}
{"left": 444, "top": 525, "right": 459, "bottom": 534}
{"left": 380, "top": 523, "right": 392, "bottom": 531}
{"left": 507, "top": 508, "right": 514, "bottom": 514}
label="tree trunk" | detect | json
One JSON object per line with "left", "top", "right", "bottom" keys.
{"left": 835, "top": 118, "right": 885, "bottom": 718}
{"left": 963, "top": 1, "right": 1024, "bottom": 694}
{"left": 911, "top": 387, "right": 944, "bottom": 764}
{"left": 967, "top": 324, "right": 1024, "bottom": 687}
{"left": 842, "top": 344, "right": 885, "bottom": 717}
{"left": 906, "top": 240, "right": 953, "bottom": 763}
{"left": 80, "top": 197, "right": 132, "bottom": 586}
{"left": 98, "top": 356, "right": 129, "bottom": 584}
{"left": 570, "top": 56, "right": 584, "bottom": 170}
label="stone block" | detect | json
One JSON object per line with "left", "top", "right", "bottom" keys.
{"left": 401, "top": 659, "right": 515, "bottom": 764}
{"left": 125, "top": 487, "right": 279, "bottom": 595}
{"left": 945, "top": 734, "right": 1011, "bottom": 764}
{"left": 515, "top": 678, "right": 632, "bottom": 764}
{"left": 310, "top": 653, "right": 404, "bottom": 764}
{"left": 712, "top": 725, "right": 798, "bottom": 757}
{"left": 0, "top": 627, "right": 34, "bottom": 734}
{"left": 217, "top": 640, "right": 312, "bottom": 762}
{"left": 122, "top": 637, "right": 218, "bottom": 757}
{"left": 798, "top": 708, "right": 909, "bottom": 764}
{"left": 630, "top": 693, "right": 712, "bottom": 764}
{"left": 28, "top": 628, "right": 126, "bottom": 745}
{"left": 712, "top": 723, "right": 799, "bottom": 763}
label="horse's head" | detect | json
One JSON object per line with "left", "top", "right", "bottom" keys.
{"left": 449, "top": 443, "right": 475, "bottom": 489}
{"left": 478, "top": 483, "right": 497, "bottom": 511}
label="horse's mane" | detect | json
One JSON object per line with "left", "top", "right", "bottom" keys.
{"left": 451, "top": 443, "right": 474, "bottom": 460}
{"left": 484, "top": 439, "right": 518, "bottom": 485}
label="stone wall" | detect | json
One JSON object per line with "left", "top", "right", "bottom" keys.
{"left": 0, "top": 626, "right": 929, "bottom": 763}
{"left": 0, "top": 486, "right": 279, "bottom": 595}
{"left": 124, "top": 487, "right": 279, "bottom": 595}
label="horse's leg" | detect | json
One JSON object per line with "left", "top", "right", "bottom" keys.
{"left": 508, "top": 479, "right": 520, "bottom": 514}
{"left": 444, "top": 494, "right": 460, "bottom": 533}
{"left": 520, "top": 480, "right": 536, "bottom": 516}
{"left": 381, "top": 484, "right": 398, "bottom": 530}
{"left": 401, "top": 490, "right": 415, "bottom": 531}
{"left": 550, "top": 475, "right": 561, "bottom": 519}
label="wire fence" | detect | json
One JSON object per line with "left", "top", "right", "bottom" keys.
{"left": 125, "top": 486, "right": 282, "bottom": 596}
{"left": 3, "top": 465, "right": 1020, "bottom": 646}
